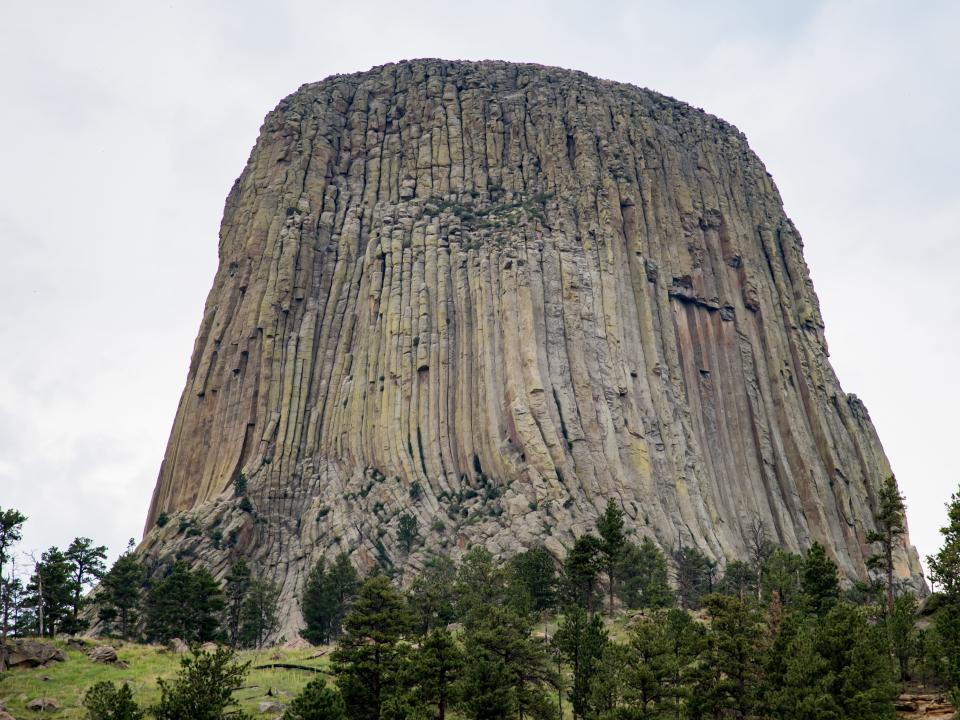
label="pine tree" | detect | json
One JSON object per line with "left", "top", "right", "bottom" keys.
{"left": 887, "top": 593, "right": 918, "bottom": 681}
{"left": 25, "top": 546, "right": 73, "bottom": 636}
{"left": 674, "top": 544, "right": 711, "bottom": 610}
{"left": 284, "top": 677, "right": 347, "bottom": 720}
{"left": 97, "top": 544, "right": 145, "bottom": 640}
{"left": 761, "top": 548, "right": 804, "bottom": 606}
{"left": 750, "top": 517, "right": 774, "bottom": 603}
{"left": 509, "top": 547, "right": 558, "bottom": 613}
{"left": 410, "top": 553, "right": 457, "bottom": 634}
{"left": 564, "top": 535, "right": 603, "bottom": 613}
{"left": 63, "top": 536, "right": 107, "bottom": 634}
{"left": 331, "top": 575, "right": 414, "bottom": 720}
{"left": 867, "top": 476, "right": 907, "bottom": 616}
{"left": 145, "top": 562, "right": 225, "bottom": 643}
{"left": 0, "top": 506, "right": 27, "bottom": 642}
{"left": 150, "top": 647, "right": 250, "bottom": 720}
{"left": 929, "top": 490, "right": 960, "bottom": 598}
{"left": 718, "top": 560, "right": 756, "bottom": 601}
{"left": 224, "top": 559, "right": 251, "bottom": 647}
{"left": 553, "top": 606, "right": 608, "bottom": 719}
{"left": 302, "top": 553, "right": 359, "bottom": 645}
{"left": 84, "top": 681, "right": 144, "bottom": 720}
{"left": 617, "top": 538, "right": 674, "bottom": 610}
{"left": 410, "top": 627, "right": 464, "bottom": 720}
{"left": 596, "top": 499, "right": 626, "bottom": 615}
{"left": 801, "top": 543, "right": 840, "bottom": 617}
{"left": 239, "top": 578, "right": 280, "bottom": 648}
{"left": 398, "top": 514, "right": 419, "bottom": 553}
{"left": 459, "top": 604, "right": 557, "bottom": 720}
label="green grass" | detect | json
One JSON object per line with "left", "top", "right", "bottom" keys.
{"left": 0, "top": 639, "right": 332, "bottom": 718}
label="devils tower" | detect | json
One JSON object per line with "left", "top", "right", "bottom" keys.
{"left": 141, "top": 59, "right": 923, "bottom": 633}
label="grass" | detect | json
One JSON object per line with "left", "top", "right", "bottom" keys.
{"left": 0, "top": 638, "right": 332, "bottom": 718}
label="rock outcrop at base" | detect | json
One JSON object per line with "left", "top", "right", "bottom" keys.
{"left": 140, "top": 59, "right": 924, "bottom": 636}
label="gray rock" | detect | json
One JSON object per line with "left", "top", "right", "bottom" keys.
{"left": 26, "top": 697, "right": 59, "bottom": 711}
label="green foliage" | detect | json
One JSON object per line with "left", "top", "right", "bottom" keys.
{"left": 284, "top": 677, "right": 347, "bottom": 720}
{"left": 144, "top": 561, "right": 225, "bottom": 643}
{"left": 564, "top": 535, "right": 603, "bottom": 612}
{"left": 673, "top": 544, "right": 713, "bottom": 610}
{"left": 331, "top": 575, "right": 414, "bottom": 720}
{"left": 233, "top": 472, "right": 248, "bottom": 497}
{"left": 238, "top": 497, "right": 254, "bottom": 514}
{"left": 929, "top": 490, "right": 960, "bottom": 598}
{"left": 801, "top": 543, "right": 840, "bottom": 616}
{"left": 398, "top": 514, "right": 419, "bottom": 553}
{"left": 150, "top": 647, "right": 250, "bottom": 720}
{"left": 867, "top": 476, "right": 907, "bottom": 614}
{"left": 718, "top": 559, "right": 757, "bottom": 601}
{"left": 239, "top": 577, "right": 280, "bottom": 648}
{"left": 156, "top": 512, "right": 169, "bottom": 528}
{"left": 83, "top": 681, "right": 144, "bottom": 720}
{"left": 64, "top": 536, "right": 108, "bottom": 634}
{"left": 24, "top": 545, "right": 73, "bottom": 636}
{"left": 761, "top": 547, "right": 804, "bottom": 606}
{"left": 553, "top": 605, "right": 607, "bottom": 718}
{"left": 224, "top": 559, "right": 251, "bottom": 647}
{"left": 302, "top": 553, "right": 359, "bottom": 645}
{"left": 886, "top": 593, "right": 918, "bottom": 681}
{"left": 508, "top": 546, "right": 558, "bottom": 613}
{"left": 616, "top": 537, "right": 674, "bottom": 610}
{"left": 409, "top": 553, "right": 457, "bottom": 633}
{"left": 596, "top": 499, "right": 626, "bottom": 615}
{"left": 409, "top": 627, "right": 464, "bottom": 720}
{"left": 459, "top": 604, "right": 557, "bottom": 720}
{"left": 97, "top": 545, "right": 145, "bottom": 640}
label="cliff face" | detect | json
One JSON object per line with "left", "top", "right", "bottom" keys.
{"left": 142, "top": 59, "right": 923, "bottom": 632}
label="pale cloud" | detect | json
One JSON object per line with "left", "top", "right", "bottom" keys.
{"left": 1, "top": 0, "right": 956, "bottom": 571}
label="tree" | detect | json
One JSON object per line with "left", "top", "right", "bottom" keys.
{"left": 398, "top": 514, "right": 419, "bottom": 553}
{"left": 97, "top": 543, "right": 145, "bottom": 640}
{"left": 410, "top": 553, "right": 458, "bottom": 633}
{"left": 239, "top": 578, "right": 280, "bottom": 648}
{"left": 617, "top": 538, "right": 674, "bottom": 610}
{"left": 331, "top": 575, "right": 414, "bottom": 720}
{"left": 459, "top": 604, "right": 557, "bottom": 720}
{"left": 302, "top": 553, "right": 359, "bottom": 645}
{"left": 150, "top": 647, "right": 250, "bottom": 720}
{"left": 749, "top": 517, "right": 774, "bottom": 603}
{"left": 695, "top": 594, "right": 765, "bottom": 719}
{"left": 553, "top": 605, "right": 608, "bottom": 719}
{"left": 509, "top": 547, "right": 558, "bottom": 614}
{"left": 145, "top": 562, "right": 225, "bottom": 643}
{"left": 622, "top": 614, "right": 681, "bottom": 719}
{"left": 761, "top": 548, "right": 804, "bottom": 606}
{"left": 718, "top": 560, "right": 756, "bottom": 601}
{"left": 83, "top": 681, "right": 144, "bottom": 720}
{"left": 596, "top": 499, "right": 626, "bottom": 615}
{"left": 64, "top": 536, "right": 107, "bottom": 634}
{"left": 284, "top": 677, "right": 347, "bottom": 720}
{"left": 564, "top": 535, "right": 603, "bottom": 613}
{"left": 410, "top": 627, "right": 464, "bottom": 720}
{"left": 929, "top": 490, "right": 960, "bottom": 598}
{"left": 0, "top": 506, "right": 27, "bottom": 641}
{"left": 455, "top": 546, "right": 512, "bottom": 624}
{"left": 867, "top": 476, "right": 907, "bottom": 616}
{"left": 673, "top": 544, "right": 712, "bottom": 610}
{"left": 224, "top": 559, "right": 251, "bottom": 647}
{"left": 24, "top": 546, "right": 73, "bottom": 636}
{"left": 887, "top": 593, "right": 918, "bottom": 681}
{"left": 801, "top": 543, "right": 840, "bottom": 617}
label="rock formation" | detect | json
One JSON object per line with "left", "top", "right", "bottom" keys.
{"left": 141, "top": 59, "right": 924, "bottom": 635}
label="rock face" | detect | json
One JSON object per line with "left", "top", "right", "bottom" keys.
{"left": 0, "top": 640, "right": 66, "bottom": 671}
{"left": 141, "top": 59, "right": 924, "bottom": 635}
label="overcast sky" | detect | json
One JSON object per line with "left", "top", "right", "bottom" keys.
{"left": 1, "top": 1, "right": 957, "bottom": 575}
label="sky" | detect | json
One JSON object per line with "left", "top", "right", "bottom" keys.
{"left": 0, "top": 0, "right": 957, "bottom": 576}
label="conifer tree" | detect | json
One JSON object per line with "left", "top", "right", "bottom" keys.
{"left": 284, "top": 678, "right": 347, "bottom": 720}
{"left": 617, "top": 538, "right": 674, "bottom": 610}
{"left": 224, "top": 558, "right": 251, "bottom": 647}
{"left": 25, "top": 546, "right": 72, "bottom": 636}
{"left": 867, "top": 476, "right": 907, "bottom": 616}
{"left": 0, "top": 506, "right": 27, "bottom": 642}
{"left": 596, "top": 499, "right": 626, "bottom": 615}
{"left": 240, "top": 577, "right": 280, "bottom": 648}
{"left": 801, "top": 543, "right": 840, "bottom": 617}
{"left": 564, "top": 535, "right": 603, "bottom": 613}
{"left": 553, "top": 605, "right": 607, "bottom": 719}
{"left": 410, "top": 553, "right": 457, "bottom": 633}
{"left": 144, "top": 562, "right": 225, "bottom": 643}
{"left": 97, "top": 542, "right": 145, "bottom": 640}
{"left": 64, "top": 536, "right": 107, "bottom": 634}
{"left": 509, "top": 546, "right": 558, "bottom": 613}
{"left": 673, "top": 544, "right": 711, "bottom": 610}
{"left": 410, "top": 627, "right": 464, "bottom": 720}
{"left": 331, "top": 575, "right": 414, "bottom": 720}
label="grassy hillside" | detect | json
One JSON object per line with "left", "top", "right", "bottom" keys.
{"left": 0, "top": 639, "right": 331, "bottom": 718}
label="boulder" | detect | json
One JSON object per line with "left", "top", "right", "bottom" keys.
{"left": 26, "top": 697, "right": 59, "bottom": 712}
{"left": 258, "top": 700, "right": 284, "bottom": 713}
{"left": 166, "top": 638, "right": 189, "bottom": 653}
{"left": 88, "top": 645, "right": 119, "bottom": 663}
{"left": 200, "top": 641, "right": 219, "bottom": 653}
{"left": 0, "top": 640, "right": 66, "bottom": 670}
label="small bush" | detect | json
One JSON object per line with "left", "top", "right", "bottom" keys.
{"left": 156, "top": 512, "right": 169, "bottom": 528}
{"left": 84, "top": 681, "right": 144, "bottom": 720}
{"left": 239, "top": 497, "right": 253, "bottom": 514}
{"left": 150, "top": 647, "right": 249, "bottom": 720}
